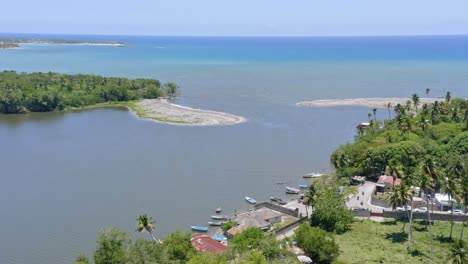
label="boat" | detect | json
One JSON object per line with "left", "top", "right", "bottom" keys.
{"left": 213, "top": 235, "right": 227, "bottom": 242}
{"left": 270, "top": 197, "right": 287, "bottom": 205}
{"left": 245, "top": 196, "right": 257, "bottom": 204}
{"left": 211, "top": 215, "right": 228, "bottom": 220}
{"left": 215, "top": 207, "right": 222, "bottom": 213}
{"left": 208, "top": 221, "right": 224, "bottom": 226}
{"left": 303, "top": 172, "right": 324, "bottom": 178}
{"left": 285, "top": 187, "right": 300, "bottom": 194}
{"left": 298, "top": 184, "right": 310, "bottom": 189}
{"left": 191, "top": 226, "right": 209, "bottom": 232}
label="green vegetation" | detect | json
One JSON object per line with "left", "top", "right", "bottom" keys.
{"left": 0, "top": 71, "right": 178, "bottom": 113}
{"left": 336, "top": 219, "right": 467, "bottom": 263}
{"left": 294, "top": 224, "right": 340, "bottom": 264}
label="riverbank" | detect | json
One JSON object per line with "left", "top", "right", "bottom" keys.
{"left": 297, "top": 97, "right": 440, "bottom": 109}
{"left": 121, "top": 99, "right": 245, "bottom": 126}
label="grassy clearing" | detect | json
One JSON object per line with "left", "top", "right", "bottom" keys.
{"left": 336, "top": 219, "right": 467, "bottom": 263}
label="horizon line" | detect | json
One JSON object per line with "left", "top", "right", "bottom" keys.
{"left": 1, "top": 32, "right": 468, "bottom": 38}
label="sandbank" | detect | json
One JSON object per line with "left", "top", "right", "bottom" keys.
{"left": 297, "top": 97, "right": 441, "bottom": 109}
{"left": 128, "top": 99, "right": 246, "bottom": 126}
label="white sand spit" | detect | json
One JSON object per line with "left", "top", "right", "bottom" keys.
{"left": 297, "top": 97, "right": 441, "bottom": 109}
{"left": 130, "top": 99, "right": 246, "bottom": 126}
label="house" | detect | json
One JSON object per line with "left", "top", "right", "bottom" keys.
{"left": 226, "top": 208, "right": 283, "bottom": 238}
{"left": 376, "top": 175, "right": 401, "bottom": 193}
{"left": 434, "top": 193, "right": 456, "bottom": 211}
{"left": 191, "top": 233, "right": 228, "bottom": 253}
{"left": 351, "top": 175, "right": 366, "bottom": 185}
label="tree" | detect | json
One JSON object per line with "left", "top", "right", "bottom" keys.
{"left": 136, "top": 214, "right": 159, "bottom": 243}
{"left": 75, "top": 254, "right": 90, "bottom": 264}
{"left": 446, "top": 91, "right": 452, "bottom": 104}
{"left": 162, "top": 230, "right": 196, "bottom": 262}
{"left": 310, "top": 188, "right": 354, "bottom": 234}
{"left": 304, "top": 184, "right": 317, "bottom": 218}
{"left": 93, "top": 226, "right": 132, "bottom": 264}
{"left": 426, "top": 88, "right": 431, "bottom": 97}
{"left": 294, "top": 224, "right": 340, "bottom": 264}
{"left": 387, "top": 102, "right": 392, "bottom": 120}
{"left": 441, "top": 174, "right": 461, "bottom": 241}
{"left": 373, "top": 108, "right": 377, "bottom": 121}
{"left": 127, "top": 239, "right": 163, "bottom": 264}
{"left": 446, "top": 240, "right": 467, "bottom": 264}
{"left": 412, "top": 93, "right": 420, "bottom": 111}
{"left": 231, "top": 227, "right": 266, "bottom": 251}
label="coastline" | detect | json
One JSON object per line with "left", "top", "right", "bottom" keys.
{"left": 84, "top": 99, "right": 246, "bottom": 126}
{"left": 296, "top": 97, "right": 441, "bottom": 109}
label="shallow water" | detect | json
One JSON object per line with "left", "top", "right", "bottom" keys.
{"left": 1, "top": 35, "right": 468, "bottom": 263}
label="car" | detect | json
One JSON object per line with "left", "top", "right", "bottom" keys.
{"left": 396, "top": 206, "right": 411, "bottom": 212}
{"left": 413, "top": 207, "right": 428, "bottom": 213}
{"left": 351, "top": 207, "right": 367, "bottom": 211}
{"left": 448, "top": 209, "right": 465, "bottom": 215}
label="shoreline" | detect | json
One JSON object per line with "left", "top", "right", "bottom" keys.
{"left": 117, "top": 99, "right": 246, "bottom": 126}
{"left": 297, "top": 97, "right": 441, "bottom": 109}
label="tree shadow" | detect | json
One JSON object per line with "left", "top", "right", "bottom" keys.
{"left": 381, "top": 220, "right": 398, "bottom": 226}
{"left": 435, "top": 235, "right": 453, "bottom": 244}
{"left": 385, "top": 232, "right": 408, "bottom": 243}
{"left": 409, "top": 248, "right": 426, "bottom": 258}
{"left": 413, "top": 225, "right": 427, "bottom": 232}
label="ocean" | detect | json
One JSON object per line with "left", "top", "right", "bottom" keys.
{"left": 0, "top": 34, "right": 467, "bottom": 263}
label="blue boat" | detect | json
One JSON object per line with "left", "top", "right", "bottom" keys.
{"left": 191, "top": 226, "right": 209, "bottom": 232}
{"left": 213, "top": 235, "right": 227, "bottom": 241}
{"left": 245, "top": 196, "right": 257, "bottom": 204}
{"left": 298, "top": 184, "right": 310, "bottom": 189}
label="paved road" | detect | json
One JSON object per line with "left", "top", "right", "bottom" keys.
{"left": 347, "top": 181, "right": 386, "bottom": 212}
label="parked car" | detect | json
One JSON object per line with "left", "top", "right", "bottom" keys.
{"left": 413, "top": 207, "right": 428, "bottom": 213}
{"left": 351, "top": 207, "right": 367, "bottom": 211}
{"left": 448, "top": 209, "right": 465, "bottom": 215}
{"left": 396, "top": 206, "right": 411, "bottom": 211}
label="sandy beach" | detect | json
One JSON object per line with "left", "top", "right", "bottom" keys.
{"left": 129, "top": 99, "right": 246, "bottom": 126}
{"left": 297, "top": 97, "right": 441, "bottom": 109}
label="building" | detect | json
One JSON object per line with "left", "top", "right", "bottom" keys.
{"left": 191, "top": 233, "right": 228, "bottom": 253}
{"left": 226, "top": 207, "right": 283, "bottom": 238}
{"left": 376, "top": 175, "right": 401, "bottom": 193}
{"left": 434, "top": 193, "right": 456, "bottom": 211}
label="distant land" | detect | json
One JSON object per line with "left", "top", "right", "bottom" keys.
{"left": 0, "top": 37, "right": 126, "bottom": 49}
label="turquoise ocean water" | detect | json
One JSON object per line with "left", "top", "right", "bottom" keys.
{"left": 0, "top": 34, "right": 468, "bottom": 263}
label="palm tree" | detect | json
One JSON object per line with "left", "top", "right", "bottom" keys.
{"left": 417, "top": 116, "right": 431, "bottom": 133}
{"left": 387, "top": 103, "right": 392, "bottom": 120}
{"left": 387, "top": 184, "right": 413, "bottom": 232}
{"left": 446, "top": 91, "right": 452, "bottom": 104}
{"left": 441, "top": 174, "right": 461, "bottom": 241}
{"left": 446, "top": 240, "right": 467, "bottom": 264}
{"left": 373, "top": 108, "right": 377, "bottom": 121}
{"left": 304, "top": 184, "right": 318, "bottom": 218}
{"left": 368, "top": 113, "right": 372, "bottom": 122}
{"left": 411, "top": 93, "right": 420, "bottom": 112}
{"left": 406, "top": 100, "right": 412, "bottom": 111}
{"left": 136, "top": 214, "right": 160, "bottom": 243}
{"left": 426, "top": 88, "right": 431, "bottom": 97}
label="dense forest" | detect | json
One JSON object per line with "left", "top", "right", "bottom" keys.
{"left": 0, "top": 71, "right": 178, "bottom": 113}
{"left": 331, "top": 92, "right": 467, "bottom": 181}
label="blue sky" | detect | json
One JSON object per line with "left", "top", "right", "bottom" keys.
{"left": 2, "top": 0, "right": 468, "bottom": 36}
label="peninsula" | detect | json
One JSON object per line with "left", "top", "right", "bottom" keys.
{"left": 0, "top": 37, "right": 126, "bottom": 49}
{"left": 0, "top": 71, "right": 244, "bottom": 126}
{"left": 297, "top": 97, "right": 440, "bottom": 108}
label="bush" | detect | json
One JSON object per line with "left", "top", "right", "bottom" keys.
{"left": 295, "top": 224, "right": 340, "bottom": 264}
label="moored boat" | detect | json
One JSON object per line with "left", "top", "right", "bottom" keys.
{"left": 298, "top": 184, "right": 310, "bottom": 189}
{"left": 270, "top": 197, "right": 287, "bottom": 205}
{"left": 285, "top": 187, "right": 300, "bottom": 194}
{"left": 211, "top": 215, "right": 228, "bottom": 220}
{"left": 208, "top": 221, "right": 224, "bottom": 226}
{"left": 191, "top": 226, "right": 209, "bottom": 232}
{"left": 303, "top": 172, "right": 324, "bottom": 178}
{"left": 245, "top": 196, "right": 257, "bottom": 204}
{"left": 213, "top": 235, "right": 227, "bottom": 241}
{"left": 215, "top": 207, "right": 222, "bottom": 213}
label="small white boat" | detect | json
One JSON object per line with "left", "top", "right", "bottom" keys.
{"left": 215, "top": 207, "right": 222, "bottom": 213}
{"left": 285, "top": 187, "right": 300, "bottom": 194}
{"left": 208, "top": 221, "right": 224, "bottom": 226}
{"left": 303, "top": 172, "right": 324, "bottom": 178}
{"left": 298, "top": 184, "right": 310, "bottom": 189}
{"left": 211, "top": 215, "right": 228, "bottom": 220}
{"left": 245, "top": 196, "right": 257, "bottom": 204}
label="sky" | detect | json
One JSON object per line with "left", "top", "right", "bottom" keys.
{"left": 1, "top": 0, "right": 468, "bottom": 36}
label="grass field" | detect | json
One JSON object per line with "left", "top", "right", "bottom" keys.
{"left": 335, "top": 219, "right": 467, "bottom": 263}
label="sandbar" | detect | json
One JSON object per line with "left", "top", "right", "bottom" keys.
{"left": 297, "top": 97, "right": 441, "bottom": 109}
{"left": 128, "top": 99, "right": 246, "bottom": 126}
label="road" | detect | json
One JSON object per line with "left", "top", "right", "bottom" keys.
{"left": 346, "top": 181, "right": 386, "bottom": 212}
